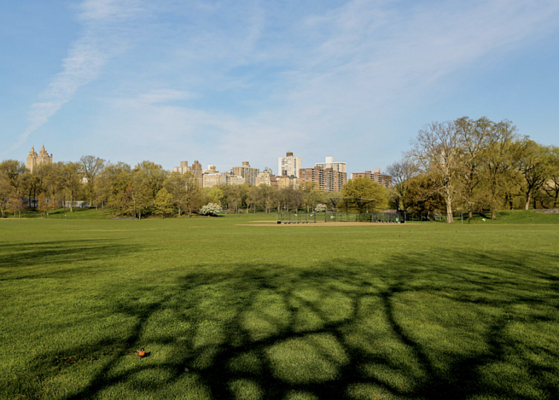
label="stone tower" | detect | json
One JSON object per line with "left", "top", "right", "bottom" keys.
{"left": 26, "top": 145, "right": 53, "bottom": 173}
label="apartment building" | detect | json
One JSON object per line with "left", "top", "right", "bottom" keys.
{"left": 225, "top": 173, "right": 246, "bottom": 185}
{"left": 300, "top": 166, "right": 347, "bottom": 192}
{"left": 232, "top": 161, "right": 259, "bottom": 186}
{"left": 255, "top": 167, "right": 277, "bottom": 186}
{"left": 203, "top": 173, "right": 227, "bottom": 188}
{"left": 315, "top": 156, "right": 346, "bottom": 174}
{"left": 276, "top": 175, "right": 299, "bottom": 189}
{"left": 352, "top": 168, "right": 392, "bottom": 188}
{"left": 278, "top": 152, "right": 302, "bottom": 178}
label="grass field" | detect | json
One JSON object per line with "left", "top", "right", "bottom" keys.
{"left": 1, "top": 215, "right": 558, "bottom": 399}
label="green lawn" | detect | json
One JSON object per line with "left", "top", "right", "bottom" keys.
{"left": 1, "top": 216, "right": 558, "bottom": 399}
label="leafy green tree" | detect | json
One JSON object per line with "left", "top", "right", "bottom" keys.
{"left": 342, "top": 177, "right": 389, "bottom": 219}
{"left": 37, "top": 192, "right": 52, "bottom": 215}
{"left": 154, "top": 188, "right": 174, "bottom": 217}
{"left": 276, "top": 187, "right": 303, "bottom": 213}
{"left": 132, "top": 184, "right": 153, "bottom": 219}
{"left": 164, "top": 172, "right": 190, "bottom": 216}
{"left": 300, "top": 181, "right": 321, "bottom": 213}
{"left": 222, "top": 185, "right": 243, "bottom": 213}
{"left": 35, "top": 163, "right": 63, "bottom": 210}
{"left": 479, "top": 120, "right": 519, "bottom": 218}
{"left": 257, "top": 184, "right": 276, "bottom": 213}
{"left": 0, "top": 171, "right": 11, "bottom": 217}
{"left": 133, "top": 161, "right": 168, "bottom": 198}
{"left": 403, "top": 175, "right": 446, "bottom": 218}
{"left": 98, "top": 162, "right": 133, "bottom": 215}
{"left": 20, "top": 172, "right": 41, "bottom": 209}
{"left": 0, "top": 160, "right": 27, "bottom": 200}
{"left": 247, "top": 185, "right": 260, "bottom": 213}
{"left": 79, "top": 155, "right": 105, "bottom": 208}
{"left": 513, "top": 139, "right": 554, "bottom": 210}
{"left": 183, "top": 172, "right": 201, "bottom": 215}
{"left": 9, "top": 198, "right": 25, "bottom": 218}
{"left": 59, "top": 162, "right": 83, "bottom": 212}
{"left": 542, "top": 146, "right": 559, "bottom": 208}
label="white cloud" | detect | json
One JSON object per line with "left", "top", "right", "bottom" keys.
{"left": 3, "top": 0, "right": 143, "bottom": 156}
{"left": 6, "top": 0, "right": 559, "bottom": 170}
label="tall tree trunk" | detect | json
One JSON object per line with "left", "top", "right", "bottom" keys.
{"left": 445, "top": 190, "right": 454, "bottom": 223}
{"left": 525, "top": 192, "right": 531, "bottom": 210}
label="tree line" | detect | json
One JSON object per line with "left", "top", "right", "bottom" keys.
{"left": 4, "top": 116, "right": 552, "bottom": 221}
{"left": 0, "top": 156, "right": 390, "bottom": 218}
{"left": 387, "top": 117, "right": 559, "bottom": 222}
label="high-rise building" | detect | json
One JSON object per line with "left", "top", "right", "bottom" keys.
{"left": 278, "top": 152, "right": 302, "bottom": 178}
{"left": 191, "top": 161, "right": 203, "bottom": 187}
{"left": 173, "top": 161, "right": 191, "bottom": 174}
{"left": 26, "top": 145, "right": 53, "bottom": 173}
{"left": 232, "top": 161, "right": 259, "bottom": 186}
{"left": 352, "top": 168, "right": 392, "bottom": 188}
{"left": 300, "top": 165, "right": 347, "bottom": 192}
{"left": 315, "top": 156, "right": 346, "bottom": 174}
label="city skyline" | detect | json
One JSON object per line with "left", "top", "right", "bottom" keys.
{"left": 2, "top": 1, "right": 559, "bottom": 174}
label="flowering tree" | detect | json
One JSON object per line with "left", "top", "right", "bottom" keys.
{"left": 200, "top": 202, "right": 223, "bottom": 216}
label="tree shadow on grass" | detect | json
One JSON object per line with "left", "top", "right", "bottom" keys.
{"left": 0, "top": 239, "right": 138, "bottom": 281}
{"left": 10, "top": 249, "right": 559, "bottom": 400}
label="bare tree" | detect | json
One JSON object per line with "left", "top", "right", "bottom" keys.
{"left": 386, "top": 159, "right": 418, "bottom": 210}
{"left": 479, "top": 120, "right": 519, "bottom": 218}
{"left": 455, "top": 116, "right": 495, "bottom": 219}
{"left": 409, "top": 121, "right": 462, "bottom": 223}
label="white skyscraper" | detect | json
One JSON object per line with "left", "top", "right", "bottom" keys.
{"left": 278, "top": 152, "right": 302, "bottom": 178}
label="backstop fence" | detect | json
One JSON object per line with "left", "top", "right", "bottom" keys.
{"left": 276, "top": 210, "right": 406, "bottom": 224}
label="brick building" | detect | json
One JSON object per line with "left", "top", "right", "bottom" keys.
{"left": 276, "top": 175, "right": 299, "bottom": 189}
{"left": 352, "top": 168, "right": 392, "bottom": 188}
{"left": 299, "top": 165, "right": 347, "bottom": 192}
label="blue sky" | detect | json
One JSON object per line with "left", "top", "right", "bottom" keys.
{"left": 1, "top": 0, "right": 559, "bottom": 175}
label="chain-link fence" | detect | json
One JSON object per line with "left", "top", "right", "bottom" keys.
{"left": 276, "top": 211, "right": 406, "bottom": 224}
{"left": 276, "top": 212, "right": 317, "bottom": 224}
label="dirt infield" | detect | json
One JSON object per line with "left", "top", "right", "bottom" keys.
{"left": 238, "top": 221, "right": 407, "bottom": 227}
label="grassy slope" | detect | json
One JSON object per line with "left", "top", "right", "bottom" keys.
{"left": 450, "top": 210, "right": 559, "bottom": 225}
{"left": 1, "top": 217, "right": 558, "bottom": 400}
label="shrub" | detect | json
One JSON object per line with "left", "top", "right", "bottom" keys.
{"left": 200, "top": 202, "right": 223, "bottom": 216}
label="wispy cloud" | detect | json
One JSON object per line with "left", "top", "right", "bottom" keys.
{"left": 3, "top": 0, "right": 142, "bottom": 156}
{"left": 6, "top": 0, "right": 559, "bottom": 170}
{"left": 84, "top": 0, "right": 559, "bottom": 171}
